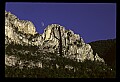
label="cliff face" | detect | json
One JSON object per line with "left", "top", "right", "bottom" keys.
{"left": 5, "top": 11, "right": 104, "bottom": 68}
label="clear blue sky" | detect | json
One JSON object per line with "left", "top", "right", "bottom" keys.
{"left": 5, "top": 2, "right": 116, "bottom": 43}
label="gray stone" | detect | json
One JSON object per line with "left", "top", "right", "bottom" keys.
{"left": 5, "top": 10, "right": 105, "bottom": 68}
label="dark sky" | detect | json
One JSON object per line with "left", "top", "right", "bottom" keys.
{"left": 5, "top": 2, "right": 116, "bottom": 43}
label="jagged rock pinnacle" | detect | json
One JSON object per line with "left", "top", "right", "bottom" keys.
{"left": 5, "top": 10, "right": 104, "bottom": 67}
{"left": 5, "top": 11, "right": 37, "bottom": 35}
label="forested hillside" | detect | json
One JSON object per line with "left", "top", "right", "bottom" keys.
{"left": 89, "top": 39, "right": 116, "bottom": 68}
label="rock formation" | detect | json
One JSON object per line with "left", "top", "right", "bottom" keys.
{"left": 5, "top": 10, "right": 104, "bottom": 68}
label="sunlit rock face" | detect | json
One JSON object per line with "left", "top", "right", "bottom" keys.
{"left": 5, "top": 10, "right": 104, "bottom": 67}
{"left": 5, "top": 11, "right": 36, "bottom": 35}
{"left": 5, "top": 10, "right": 38, "bottom": 46}
{"left": 43, "top": 24, "right": 104, "bottom": 62}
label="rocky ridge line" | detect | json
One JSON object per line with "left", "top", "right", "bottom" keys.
{"left": 5, "top": 10, "right": 104, "bottom": 68}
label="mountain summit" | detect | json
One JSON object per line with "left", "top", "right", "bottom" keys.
{"left": 5, "top": 10, "right": 104, "bottom": 69}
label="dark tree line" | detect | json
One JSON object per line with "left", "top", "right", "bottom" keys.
{"left": 88, "top": 39, "right": 116, "bottom": 68}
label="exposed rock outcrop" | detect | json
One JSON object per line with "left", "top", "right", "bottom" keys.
{"left": 5, "top": 10, "right": 104, "bottom": 68}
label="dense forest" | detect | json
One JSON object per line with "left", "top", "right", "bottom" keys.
{"left": 88, "top": 38, "right": 116, "bottom": 69}
{"left": 5, "top": 60, "right": 115, "bottom": 78}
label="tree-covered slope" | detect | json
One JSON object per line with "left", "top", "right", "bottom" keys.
{"left": 5, "top": 42, "right": 116, "bottom": 78}
{"left": 88, "top": 39, "right": 116, "bottom": 68}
